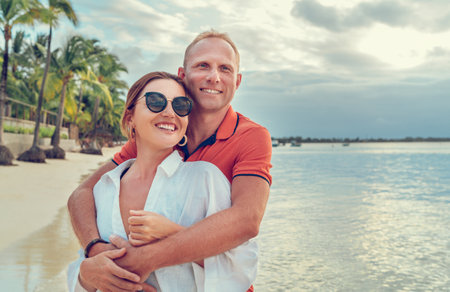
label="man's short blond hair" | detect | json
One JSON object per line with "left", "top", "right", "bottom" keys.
{"left": 183, "top": 30, "right": 240, "bottom": 71}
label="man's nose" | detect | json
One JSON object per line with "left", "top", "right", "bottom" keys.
{"left": 207, "top": 68, "right": 220, "bottom": 83}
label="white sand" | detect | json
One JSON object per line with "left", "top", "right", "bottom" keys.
{"left": 0, "top": 147, "right": 120, "bottom": 251}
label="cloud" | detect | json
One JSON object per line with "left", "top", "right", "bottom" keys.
{"left": 73, "top": 0, "right": 189, "bottom": 53}
{"left": 233, "top": 69, "right": 450, "bottom": 138}
{"left": 291, "top": 0, "right": 414, "bottom": 32}
{"left": 291, "top": 0, "right": 342, "bottom": 32}
{"left": 291, "top": 0, "right": 450, "bottom": 33}
{"left": 109, "top": 46, "right": 183, "bottom": 87}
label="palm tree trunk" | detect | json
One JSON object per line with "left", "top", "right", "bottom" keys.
{"left": 32, "top": 26, "right": 52, "bottom": 147}
{"left": 0, "top": 25, "right": 14, "bottom": 165}
{"left": 51, "top": 80, "right": 67, "bottom": 147}
{"left": 74, "top": 82, "right": 83, "bottom": 124}
{"left": 89, "top": 96, "right": 100, "bottom": 149}
{"left": 0, "top": 25, "right": 11, "bottom": 146}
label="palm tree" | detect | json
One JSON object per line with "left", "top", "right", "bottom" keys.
{"left": 82, "top": 51, "right": 127, "bottom": 155}
{"left": 43, "top": 35, "right": 86, "bottom": 159}
{"left": 19, "top": 0, "right": 77, "bottom": 162}
{"left": 6, "top": 32, "right": 46, "bottom": 106}
{"left": 0, "top": 0, "right": 39, "bottom": 165}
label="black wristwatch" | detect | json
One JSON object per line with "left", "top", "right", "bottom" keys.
{"left": 84, "top": 238, "right": 108, "bottom": 258}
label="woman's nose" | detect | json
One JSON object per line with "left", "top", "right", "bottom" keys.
{"left": 161, "top": 100, "right": 176, "bottom": 117}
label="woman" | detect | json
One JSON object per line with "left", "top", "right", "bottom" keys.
{"left": 67, "top": 72, "right": 257, "bottom": 292}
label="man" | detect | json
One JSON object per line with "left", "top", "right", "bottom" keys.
{"left": 68, "top": 30, "right": 272, "bottom": 291}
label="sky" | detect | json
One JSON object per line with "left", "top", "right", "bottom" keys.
{"left": 22, "top": 0, "right": 450, "bottom": 138}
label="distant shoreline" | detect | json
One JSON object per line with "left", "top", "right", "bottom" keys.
{"left": 272, "top": 137, "right": 450, "bottom": 145}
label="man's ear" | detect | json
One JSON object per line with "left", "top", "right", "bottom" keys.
{"left": 235, "top": 73, "right": 242, "bottom": 90}
{"left": 178, "top": 67, "right": 186, "bottom": 79}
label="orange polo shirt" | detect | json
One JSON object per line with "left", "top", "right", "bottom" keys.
{"left": 113, "top": 106, "right": 272, "bottom": 185}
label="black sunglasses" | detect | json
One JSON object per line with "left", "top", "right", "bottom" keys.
{"left": 142, "top": 92, "right": 193, "bottom": 117}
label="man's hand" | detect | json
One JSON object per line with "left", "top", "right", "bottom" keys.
{"left": 79, "top": 248, "right": 146, "bottom": 292}
{"left": 110, "top": 235, "right": 154, "bottom": 281}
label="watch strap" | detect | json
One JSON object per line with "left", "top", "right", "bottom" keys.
{"left": 84, "top": 238, "right": 108, "bottom": 258}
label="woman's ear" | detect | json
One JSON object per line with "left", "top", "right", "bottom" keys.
{"left": 125, "top": 109, "right": 134, "bottom": 126}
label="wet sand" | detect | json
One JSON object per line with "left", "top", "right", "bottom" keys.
{"left": 0, "top": 147, "right": 119, "bottom": 251}
{"left": 0, "top": 147, "right": 120, "bottom": 291}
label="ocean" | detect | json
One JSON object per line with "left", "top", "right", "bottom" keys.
{"left": 254, "top": 142, "right": 450, "bottom": 291}
{"left": 1, "top": 142, "right": 449, "bottom": 291}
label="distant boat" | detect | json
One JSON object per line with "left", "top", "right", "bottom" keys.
{"left": 291, "top": 142, "right": 302, "bottom": 147}
{"left": 342, "top": 143, "right": 350, "bottom": 146}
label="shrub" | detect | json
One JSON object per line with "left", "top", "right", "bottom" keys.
{"left": 39, "top": 127, "right": 55, "bottom": 138}
{"left": 4, "top": 125, "right": 19, "bottom": 133}
{"left": 2, "top": 125, "right": 61, "bottom": 138}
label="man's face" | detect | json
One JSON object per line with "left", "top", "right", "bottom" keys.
{"left": 179, "top": 37, "right": 242, "bottom": 114}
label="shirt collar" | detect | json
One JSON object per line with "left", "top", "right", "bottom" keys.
{"left": 104, "top": 150, "right": 183, "bottom": 184}
{"left": 179, "top": 106, "right": 239, "bottom": 159}
{"left": 216, "top": 106, "right": 239, "bottom": 140}
{"left": 157, "top": 150, "right": 183, "bottom": 177}
{"left": 103, "top": 159, "right": 135, "bottom": 189}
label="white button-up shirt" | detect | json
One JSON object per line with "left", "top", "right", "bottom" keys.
{"left": 68, "top": 150, "right": 257, "bottom": 292}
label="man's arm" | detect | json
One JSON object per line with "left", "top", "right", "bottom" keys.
{"left": 67, "top": 160, "right": 116, "bottom": 255}
{"left": 113, "top": 175, "right": 270, "bottom": 278}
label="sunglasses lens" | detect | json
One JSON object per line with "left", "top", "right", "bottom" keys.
{"left": 172, "top": 97, "right": 192, "bottom": 117}
{"left": 146, "top": 92, "right": 166, "bottom": 113}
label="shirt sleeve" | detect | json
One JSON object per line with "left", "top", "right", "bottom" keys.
{"left": 195, "top": 165, "right": 257, "bottom": 292}
{"left": 112, "top": 140, "right": 137, "bottom": 165}
{"left": 67, "top": 249, "right": 88, "bottom": 292}
{"left": 233, "top": 126, "right": 273, "bottom": 185}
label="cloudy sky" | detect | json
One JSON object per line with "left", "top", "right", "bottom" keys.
{"left": 28, "top": 0, "right": 450, "bottom": 138}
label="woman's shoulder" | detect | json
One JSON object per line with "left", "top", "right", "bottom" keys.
{"left": 95, "top": 159, "right": 135, "bottom": 188}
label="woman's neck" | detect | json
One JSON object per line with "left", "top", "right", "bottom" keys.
{"left": 129, "top": 140, "right": 173, "bottom": 181}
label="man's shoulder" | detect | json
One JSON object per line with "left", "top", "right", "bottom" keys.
{"left": 235, "top": 112, "right": 270, "bottom": 138}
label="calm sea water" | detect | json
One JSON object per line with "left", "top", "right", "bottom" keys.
{"left": 254, "top": 142, "right": 450, "bottom": 291}
{"left": 1, "top": 142, "right": 449, "bottom": 291}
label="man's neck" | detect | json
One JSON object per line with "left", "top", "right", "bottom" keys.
{"left": 186, "top": 106, "right": 230, "bottom": 153}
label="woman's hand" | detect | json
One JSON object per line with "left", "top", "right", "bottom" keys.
{"left": 128, "top": 210, "right": 184, "bottom": 246}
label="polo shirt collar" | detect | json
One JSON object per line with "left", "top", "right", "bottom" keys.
{"left": 179, "top": 106, "right": 239, "bottom": 159}
{"left": 216, "top": 106, "right": 239, "bottom": 140}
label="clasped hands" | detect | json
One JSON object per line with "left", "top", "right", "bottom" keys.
{"left": 79, "top": 210, "right": 182, "bottom": 292}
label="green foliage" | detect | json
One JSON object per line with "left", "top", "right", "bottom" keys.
{"left": 4, "top": 124, "right": 33, "bottom": 134}
{"left": 38, "top": 126, "right": 54, "bottom": 138}
{"left": 2, "top": 4, "right": 129, "bottom": 145}
{"left": 2, "top": 124, "right": 69, "bottom": 139}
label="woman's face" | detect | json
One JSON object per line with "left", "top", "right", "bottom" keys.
{"left": 130, "top": 78, "right": 188, "bottom": 150}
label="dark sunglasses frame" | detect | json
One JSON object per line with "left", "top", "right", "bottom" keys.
{"left": 143, "top": 92, "right": 193, "bottom": 117}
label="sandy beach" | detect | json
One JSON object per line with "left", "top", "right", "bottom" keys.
{"left": 0, "top": 146, "right": 120, "bottom": 251}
